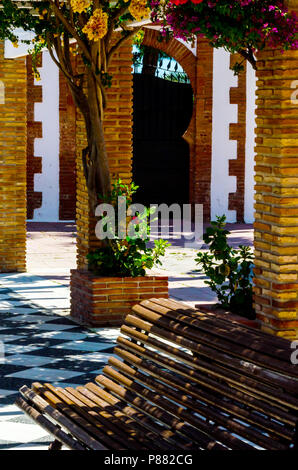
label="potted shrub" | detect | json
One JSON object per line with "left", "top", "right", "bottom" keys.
{"left": 70, "top": 180, "right": 170, "bottom": 326}
{"left": 195, "top": 216, "right": 258, "bottom": 328}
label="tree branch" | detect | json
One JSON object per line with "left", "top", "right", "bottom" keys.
{"left": 48, "top": 0, "right": 92, "bottom": 63}
{"left": 238, "top": 47, "right": 257, "bottom": 70}
{"left": 107, "top": 26, "right": 142, "bottom": 66}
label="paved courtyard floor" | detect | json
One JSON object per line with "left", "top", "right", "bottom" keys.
{"left": 0, "top": 222, "right": 253, "bottom": 450}
{"left": 26, "top": 221, "right": 253, "bottom": 306}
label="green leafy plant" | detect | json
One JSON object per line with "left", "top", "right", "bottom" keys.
{"left": 87, "top": 179, "right": 171, "bottom": 277}
{"left": 195, "top": 215, "right": 255, "bottom": 319}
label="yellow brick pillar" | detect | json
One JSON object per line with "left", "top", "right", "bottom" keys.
{"left": 0, "top": 43, "right": 27, "bottom": 272}
{"left": 254, "top": 1, "right": 298, "bottom": 338}
{"left": 76, "top": 39, "right": 133, "bottom": 269}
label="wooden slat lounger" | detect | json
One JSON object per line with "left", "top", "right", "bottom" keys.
{"left": 15, "top": 298, "right": 298, "bottom": 450}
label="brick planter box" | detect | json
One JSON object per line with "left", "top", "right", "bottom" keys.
{"left": 70, "top": 269, "right": 169, "bottom": 326}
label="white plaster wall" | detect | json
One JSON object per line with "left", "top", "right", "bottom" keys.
{"left": 244, "top": 63, "right": 257, "bottom": 224}
{"left": 211, "top": 48, "right": 238, "bottom": 223}
{"left": 177, "top": 37, "right": 197, "bottom": 56}
{"left": 32, "top": 51, "right": 60, "bottom": 222}
{"left": 4, "top": 29, "right": 35, "bottom": 59}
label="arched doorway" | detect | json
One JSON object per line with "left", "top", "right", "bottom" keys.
{"left": 133, "top": 47, "right": 193, "bottom": 206}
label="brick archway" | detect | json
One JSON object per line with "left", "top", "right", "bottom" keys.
{"left": 142, "top": 29, "right": 213, "bottom": 218}
{"left": 142, "top": 29, "right": 197, "bottom": 206}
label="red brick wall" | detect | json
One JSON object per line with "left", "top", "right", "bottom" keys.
{"left": 26, "top": 54, "right": 77, "bottom": 221}
{"left": 26, "top": 55, "right": 42, "bottom": 220}
{"left": 70, "top": 270, "right": 169, "bottom": 326}
{"left": 59, "top": 70, "right": 76, "bottom": 220}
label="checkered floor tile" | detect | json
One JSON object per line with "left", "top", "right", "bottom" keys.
{"left": 0, "top": 287, "right": 118, "bottom": 450}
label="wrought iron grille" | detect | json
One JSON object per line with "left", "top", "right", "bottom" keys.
{"left": 133, "top": 55, "right": 190, "bottom": 84}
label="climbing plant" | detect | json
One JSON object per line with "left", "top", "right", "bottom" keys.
{"left": 150, "top": 0, "right": 298, "bottom": 72}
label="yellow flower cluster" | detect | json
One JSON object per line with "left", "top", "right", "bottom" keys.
{"left": 129, "top": 0, "right": 150, "bottom": 21}
{"left": 133, "top": 29, "right": 145, "bottom": 46}
{"left": 34, "top": 71, "right": 41, "bottom": 82}
{"left": 82, "top": 8, "right": 108, "bottom": 41}
{"left": 70, "top": 0, "right": 91, "bottom": 14}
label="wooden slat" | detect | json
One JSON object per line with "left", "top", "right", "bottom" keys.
{"left": 123, "top": 314, "right": 298, "bottom": 410}
{"left": 55, "top": 386, "right": 147, "bottom": 450}
{"left": 121, "top": 318, "right": 298, "bottom": 395}
{"left": 109, "top": 350, "right": 295, "bottom": 442}
{"left": 15, "top": 298, "right": 298, "bottom": 451}
{"left": 96, "top": 373, "right": 254, "bottom": 450}
{"left": 119, "top": 326, "right": 297, "bottom": 426}
{"left": 94, "top": 376, "right": 214, "bottom": 450}
{"left": 64, "top": 386, "right": 167, "bottom": 451}
{"left": 15, "top": 396, "right": 86, "bottom": 450}
{"left": 156, "top": 298, "right": 292, "bottom": 350}
{"left": 154, "top": 298, "right": 291, "bottom": 347}
{"left": 95, "top": 375, "right": 232, "bottom": 450}
{"left": 103, "top": 364, "right": 288, "bottom": 450}
{"left": 82, "top": 383, "right": 190, "bottom": 451}
{"left": 153, "top": 298, "right": 298, "bottom": 384}
{"left": 132, "top": 303, "right": 298, "bottom": 377}
{"left": 19, "top": 385, "right": 108, "bottom": 450}
{"left": 32, "top": 382, "right": 122, "bottom": 450}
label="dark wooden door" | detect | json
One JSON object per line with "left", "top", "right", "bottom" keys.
{"left": 133, "top": 74, "right": 193, "bottom": 206}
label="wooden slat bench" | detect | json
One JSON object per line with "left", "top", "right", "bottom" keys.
{"left": 15, "top": 298, "right": 298, "bottom": 450}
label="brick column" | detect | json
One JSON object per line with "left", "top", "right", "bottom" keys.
{"left": 253, "top": 0, "right": 298, "bottom": 338}
{"left": 0, "top": 43, "right": 27, "bottom": 272}
{"left": 76, "top": 39, "right": 133, "bottom": 269}
{"left": 59, "top": 68, "right": 76, "bottom": 221}
{"left": 194, "top": 39, "right": 213, "bottom": 221}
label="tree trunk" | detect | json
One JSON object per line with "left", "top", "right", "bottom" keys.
{"left": 86, "top": 71, "right": 111, "bottom": 208}
{"left": 69, "top": 70, "right": 111, "bottom": 212}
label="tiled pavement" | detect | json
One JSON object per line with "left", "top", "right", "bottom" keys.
{"left": 0, "top": 287, "right": 119, "bottom": 450}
